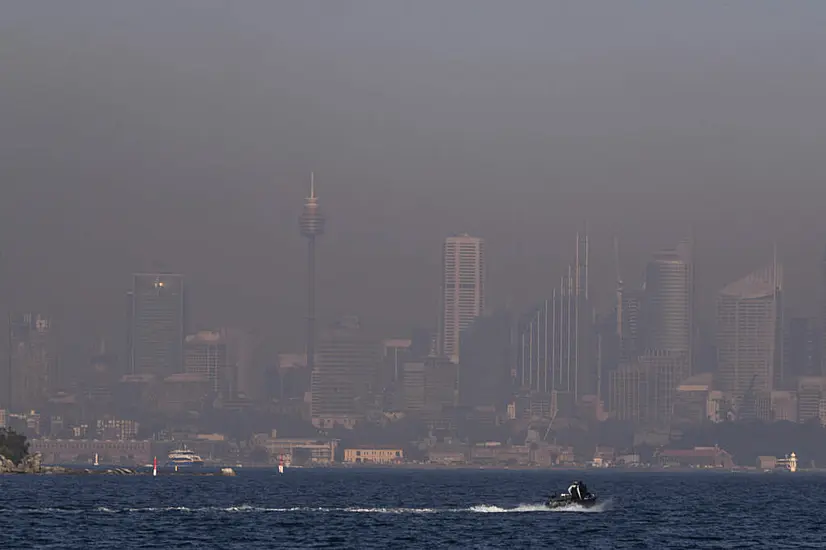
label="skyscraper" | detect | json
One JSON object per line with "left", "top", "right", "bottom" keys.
{"left": 9, "top": 313, "right": 56, "bottom": 412}
{"left": 310, "top": 316, "right": 381, "bottom": 429}
{"left": 642, "top": 240, "right": 694, "bottom": 371}
{"left": 785, "top": 317, "right": 821, "bottom": 382}
{"left": 821, "top": 245, "right": 826, "bottom": 377}
{"left": 129, "top": 273, "right": 185, "bottom": 378}
{"left": 459, "top": 310, "right": 513, "bottom": 410}
{"left": 716, "top": 264, "right": 783, "bottom": 410}
{"left": 620, "top": 289, "right": 644, "bottom": 363}
{"left": 439, "top": 234, "right": 485, "bottom": 363}
{"left": 298, "top": 173, "right": 326, "bottom": 373}
{"left": 184, "top": 330, "right": 229, "bottom": 396}
{"left": 402, "top": 356, "right": 458, "bottom": 419}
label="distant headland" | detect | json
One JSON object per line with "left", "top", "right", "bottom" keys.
{"left": 1, "top": 429, "right": 237, "bottom": 476}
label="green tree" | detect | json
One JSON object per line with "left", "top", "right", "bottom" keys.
{"left": 0, "top": 428, "right": 29, "bottom": 464}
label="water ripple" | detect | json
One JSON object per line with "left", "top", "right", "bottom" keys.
{"left": 0, "top": 470, "right": 821, "bottom": 548}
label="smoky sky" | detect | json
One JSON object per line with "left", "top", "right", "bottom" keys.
{"left": 2, "top": 1, "right": 826, "bottom": 356}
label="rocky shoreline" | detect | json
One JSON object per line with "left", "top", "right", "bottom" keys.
{"left": 1, "top": 453, "right": 140, "bottom": 475}
{"left": 0, "top": 452, "right": 44, "bottom": 474}
{"left": 0, "top": 453, "right": 238, "bottom": 476}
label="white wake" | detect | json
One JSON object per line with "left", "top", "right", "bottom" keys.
{"left": 469, "top": 499, "right": 611, "bottom": 513}
{"left": 79, "top": 500, "right": 611, "bottom": 514}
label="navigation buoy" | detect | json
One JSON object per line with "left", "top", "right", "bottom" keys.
{"left": 153, "top": 456, "right": 157, "bottom": 477}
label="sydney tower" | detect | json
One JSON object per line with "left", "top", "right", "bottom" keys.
{"left": 298, "top": 174, "right": 326, "bottom": 371}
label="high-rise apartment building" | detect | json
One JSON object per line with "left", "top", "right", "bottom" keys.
{"left": 716, "top": 264, "right": 783, "bottom": 405}
{"left": 439, "top": 234, "right": 485, "bottom": 363}
{"left": 129, "top": 273, "right": 185, "bottom": 378}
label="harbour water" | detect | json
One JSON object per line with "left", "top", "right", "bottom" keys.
{"left": 1, "top": 469, "right": 822, "bottom": 548}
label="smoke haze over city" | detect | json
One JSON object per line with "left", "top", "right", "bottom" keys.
{"left": 3, "top": 1, "right": 826, "bottom": 353}
{"left": 6, "top": 2, "right": 826, "bottom": 471}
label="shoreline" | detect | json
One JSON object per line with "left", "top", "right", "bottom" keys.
{"left": 328, "top": 463, "right": 814, "bottom": 473}
{"left": 26, "top": 463, "right": 823, "bottom": 475}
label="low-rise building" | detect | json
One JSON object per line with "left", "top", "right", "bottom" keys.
{"left": 656, "top": 446, "right": 734, "bottom": 468}
{"left": 757, "top": 456, "right": 777, "bottom": 470}
{"left": 553, "top": 445, "right": 576, "bottom": 465}
{"left": 251, "top": 432, "right": 338, "bottom": 465}
{"left": 591, "top": 446, "right": 615, "bottom": 467}
{"left": 615, "top": 453, "right": 641, "bottom": 466}
{"left": 30, "top": 439, "right": 152, "bottom": 465}
{"left": 344, "top": 447, "right": 403, "bottom": 464}
{"left": 427, "top": 447, "right": 467, "bottom": 465}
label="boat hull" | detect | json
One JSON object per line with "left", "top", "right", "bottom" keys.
{"left": 546, "top": 495, "right": 598, "bottom": 509}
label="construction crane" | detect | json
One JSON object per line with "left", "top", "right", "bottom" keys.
{"left": 543, "top": 406, "right": 558, "bottom": 443}
{"left": 735, "top": 374, "right": 759, "bottom": 421}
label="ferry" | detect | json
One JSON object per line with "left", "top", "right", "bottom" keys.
{"left": 165, "top": 445, "right": 205, "bottom": 467}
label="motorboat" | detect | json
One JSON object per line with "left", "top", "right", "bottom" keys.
{"left": 165, "top": 445, "right": 205, "bottom": 467}
{"left": 546, "top": 482, "right": 598, "bottom": 509}
{"left": 546, "top": 492, "right": 598, "bottom": 509}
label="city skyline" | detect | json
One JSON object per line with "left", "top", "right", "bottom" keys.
{"left": 3, "top": 226, "right": 824, "bottom": 369}
{"left": 4, "top": 218, "right": 816, "bottom": 435}
{"left": 6, "top": 2, "right": 826, "bottom": 471}
{"left": 6, "top": 3, "right": 826, "bottom": 356}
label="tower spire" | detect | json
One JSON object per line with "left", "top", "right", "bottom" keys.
{"left": 310, "top": 171, "right": 315, "bottom": 200}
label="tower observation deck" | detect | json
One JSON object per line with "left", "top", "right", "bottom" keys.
{"left": 299, "top": 174, "right": 326, "bottom": 238}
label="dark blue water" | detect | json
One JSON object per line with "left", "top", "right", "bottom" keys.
{"left": 0, "top": 469, "right": 822, "bottom": 549}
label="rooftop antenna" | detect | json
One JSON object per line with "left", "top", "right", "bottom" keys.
{"left": 584, "top": 221, "right": 590, "bottom": 301}
{"left": 773, "top": 240, "right": 779, "bottom": 290}
{"left": 574, "top": 224, "right": 590, "bottom": 301}
{"left": 614, "top": 236, "right": 623, "bottom": 339}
